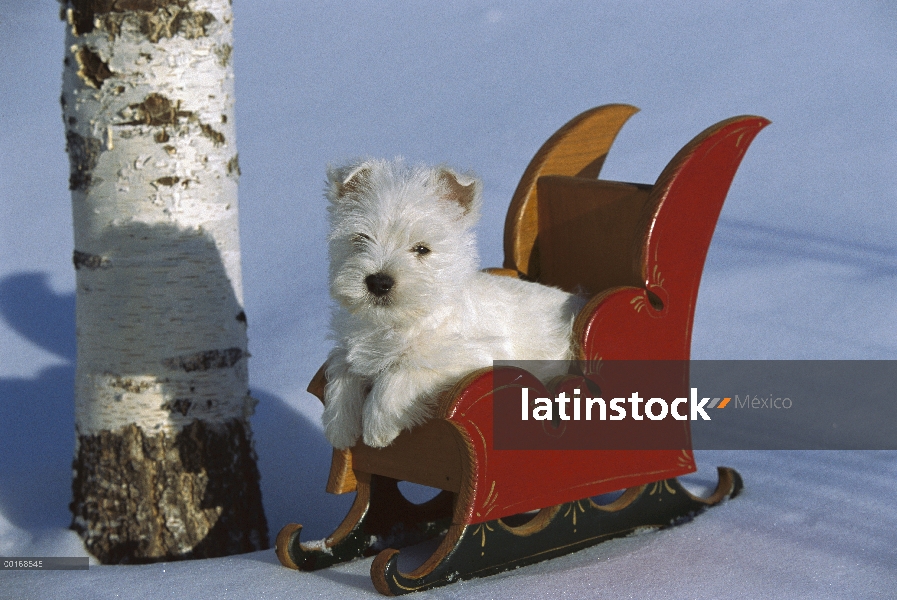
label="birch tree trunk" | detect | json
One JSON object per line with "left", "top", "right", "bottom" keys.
{"left": 60, "top": 0, "right": 268, "bottom": 563}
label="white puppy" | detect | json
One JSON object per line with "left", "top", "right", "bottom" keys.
{"left": 322, "top": 159, "right": 586, "bottom": 448}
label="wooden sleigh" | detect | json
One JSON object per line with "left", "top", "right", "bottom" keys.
{"left": 276, "top": 105, "right": 770, "bottom": 594}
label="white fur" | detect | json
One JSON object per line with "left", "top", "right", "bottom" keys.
{"left": 322, "top": 159, "right": 586, "bottom": 448}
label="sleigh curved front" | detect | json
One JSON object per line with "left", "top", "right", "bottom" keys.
{"left": 434, "top": 367, "right": 696, "bottom": 525}
{"left": 448, "top": 113, "right": 769, "bottom": 524}
{"left": 571, "top": 115, "right": 771, "bottom": 361}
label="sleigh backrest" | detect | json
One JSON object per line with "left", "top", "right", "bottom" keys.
{"left": 535, "top": 177, "right": 651, "bottom": 297}
{"left": 504, "top": 105, "right": 769, "bottom": 360}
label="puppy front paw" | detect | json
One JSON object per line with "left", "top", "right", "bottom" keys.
{"left": 362, "top": 400, "right": 403, "bottom": 448}
{"left": 322, "top": 379, "right": 364, "bottom": 449}
{"left": 324, "top": 416, "right": 361, "bottom": 449}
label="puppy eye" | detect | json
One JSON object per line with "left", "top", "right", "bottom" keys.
{"left": 411, "top": 243, "right": 431, "bottom": 256}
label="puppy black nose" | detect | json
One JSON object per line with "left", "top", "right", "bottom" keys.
{"left": 365, "top": 273, "right": 394, "bottom": 297}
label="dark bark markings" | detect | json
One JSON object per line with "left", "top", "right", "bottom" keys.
{"left": 118, "top": 93, "right": 227, "bottom": 146}
{"left": 65, "top": 131, "right": 102, "bottom": 191}
{"left": 63, "top": 1, "right": 214, "bottom": 43}
{"left": 162, "top": 347, "right": 245, "bottom": 373}
{"left": 75, "top": 46, "right": 113, "bottom": 88}
{"left": 73, "top": 250, "right": 110, "bottom": 270}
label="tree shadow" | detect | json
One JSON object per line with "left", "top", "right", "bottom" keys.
{"left": 0, "top": 269, "right": 350, "bottom": 550}
{"left": 0, "top": 273, "right": 76, "bottom": 530}
{"left": 0, "top": 273, "right": 76, "bottom": 361}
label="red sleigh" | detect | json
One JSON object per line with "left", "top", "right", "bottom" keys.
{"left": 276, "top": 105, "right": 769, "bottom": 594}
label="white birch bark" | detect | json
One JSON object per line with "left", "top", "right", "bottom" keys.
{"left": 61, "top": 0, "right": 267, "bottom": 562}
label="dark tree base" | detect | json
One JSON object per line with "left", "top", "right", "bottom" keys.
{"left": 71, "top": 418, "right": 269, "bottom": 564}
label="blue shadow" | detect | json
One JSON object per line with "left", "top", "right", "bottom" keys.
{"left": 0, "top": 273, "right": 76, "bottom": 529}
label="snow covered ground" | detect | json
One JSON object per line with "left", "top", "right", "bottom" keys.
{"left": 1, "top": 1, "right": 895, "bottom": 598}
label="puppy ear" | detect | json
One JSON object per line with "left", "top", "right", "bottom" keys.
{"left": 436, "top": 167, "right": 481, "bottom": 216}
{"left": 327, "top": 162, "right": 372, "bottom": 201}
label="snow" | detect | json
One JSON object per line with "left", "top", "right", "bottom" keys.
{"left": 1, "top": 0, "right": 895, "bottom": 598}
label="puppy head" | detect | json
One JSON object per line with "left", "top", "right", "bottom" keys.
{"left": 325, "top": 159, "right": 482, "bottom": 323}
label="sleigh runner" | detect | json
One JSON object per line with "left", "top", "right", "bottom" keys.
{"left": 276, "top": 105, "right": 769, "bottom": 594}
